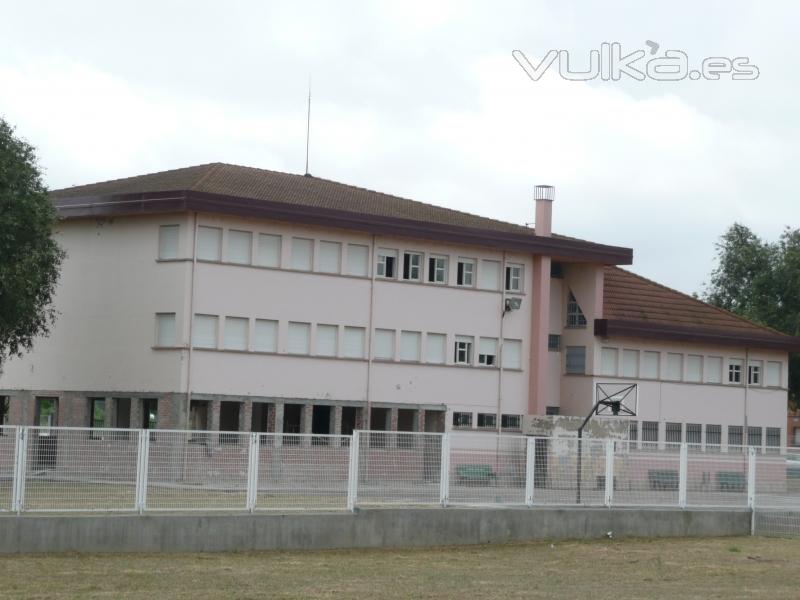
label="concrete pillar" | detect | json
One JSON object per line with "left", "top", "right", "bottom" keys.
{"left": 130, "top": 398, "right": 143, "bottom": 431}
{"left": 103, "top": 397, "right": 113, "bottom": 428}
{"left": 528, "top": 254, "right": 552, "bottom": 416}
{"left": 273, "top": 403, "right": 284, "bottom": 447}
{"left": 240, "top": 399, "right": 252, "bottom": 433}
{"left": 302, "top": 404, "right": 313, "bottom": 447}
{"left": 209, "top": 399, "right": 221, "bottom": 432}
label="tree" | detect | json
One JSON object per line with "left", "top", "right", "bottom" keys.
{"left": 703, "top": 223, "right": 800, "bottom": 405}
{"left": 0, "top": 118, "right": 64, "bottom": 366}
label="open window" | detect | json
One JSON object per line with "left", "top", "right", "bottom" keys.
{"left": 402, "top": 252, "right": 422, "bottom": 281}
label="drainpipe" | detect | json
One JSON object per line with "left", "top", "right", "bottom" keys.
{"left": 365, "top": 234, "right": 377, "bottom": 430}
{"left": 185, "top": 212, "right": 199, "bottom": 428}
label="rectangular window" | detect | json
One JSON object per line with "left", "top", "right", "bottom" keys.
{"left": 454, "top": 335, "right": 473, "bottom": 365}
{"left": 426, "top": 333, "right": 446, "bottom": 364}
{"left": 291, "top": 238, "right": 314, "bottom": 271}
{"left": 748, "top": 426, "right": 762, "bottom": 448}
{"left": 642, "top": 351, "right": 660, "bottom": 378}
{"left": 502, "top": 414, "right": 522, "bottom": 429}
{"left": 665, "top": 422, "right": 682, "bottom": 444}
{"left": 666, "top": 353, "right": 683, "bottom": 381}
{"left": 158, "top": 225, "right": 179, "bottom": 259}
{"left": 0, "top": 396, "right": 8, "bottom": 427}
{"left": 622, "top": 349, "right": 638, "bottom": 377}
{"left": 453, "top": 412, "right": 472, "bottom": 428}
{"left": 399, "top": 331, "right": 421, "bottom": 361}
{"left": 565, "top": 346, "right": 586, "bottom": 375}
{"left": 478, "top": 259, "right": 501, "bottom": 290}
{"left": 705, "top": 424, "right": 721, "bottom": 448}
{"left": 402, "top": 252, "right": 422, "bottom": 281}
{"left": 686, "top": 423, "right": 702, "bottom": 445}
{"left": 766, "top": 361, "right": 782, "bottom": 387}
{"left": 728, "top": 359, "right": 743, "bottom": 384}
{"left": 766, "top": 427, "right": 781, "bottom": 452}
{"left": 197, "top": 226, "right": 222, "bottom": 261}
{"left": 315, "top": 324, "right": 338, "bottom": 357}
{"left": 346, "top": 244, "right": 369, "bottom": 276}
{"left": 502, "top": 339, "right": 522, "bottom": 369}
{"left": 374, "top": 329, "right": 395, "bottom": 360}
{"left": 114, "top": 398, "right": 131, "bottom": 429}
{"left": 748, "top": 361, "right": 762, "bottom": 385}
{"left": 706, "top": 356, "right": 723, "bottom": 383}
{"left": 545, "top": 406, "right": 560, "bottom": 416}
{"left": 428, "top": 255, "right": 448, "bottom": 283}
{"left": 728, "top": 425, "right": 743, "bottom": 449}
{"left": 155, "top": 313, "right": 176, "bottom": 346}
{"left": 377, "top": 248, "right": 397, "bottom": 278}
{"left": 642, "top": 421, "right": 659, "bottom": 447}
{"left": 192, "top": 314, "right": 218, "bottom": 349}
{"left": 35, "top": 397, "right": 58, "bottom": 428}
{"left": 287, "top": 322, "right": 311, "bottom": 355}
{"left": 628, "top": 421, "right": 638, "bottom": 442}
{"left": 343, "top": 326, "right": 366, "bottom": 359}
{"left": 257, "top": 233, "right": 282, "bottom": 267}
{"left": 548, "top": 334, "right": 561, "bottom": 352}
{"left": 566, "top": 292, "right": 587, "bottom": 327}
{"left": 223, "top": 317, "right": 249, "bottom": 351}
{"left": 477, "top": 413, "right": 496, "bottom": 429}
{"left": 600, "top": 347, "right": 618, "bottom": 376}
{"left": 228, "top": 230, "right": 252, "bottom": 264}
{"left": 89, "top": 398, "right": 105, "bottom": 431}
{"left": 318, "top": 241, "right": 342, "bottom": 273}
{"left": 478, "top": 337, "right": 498, "bottom": 366}
{"left": 456, "top": 258, "right": 475, "bottom": 287}
{"left": 685, "top": 355, "right": 702, "bottom": 382}
{"left": 505, "top": 264, "right": 522, "bottom": 292}
{"left": 254, "top": 319, "right": 278, "bottom": 352}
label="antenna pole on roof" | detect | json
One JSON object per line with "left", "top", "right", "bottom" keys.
{"left": 304, "top": 77, "right": 312, "bottom": 176}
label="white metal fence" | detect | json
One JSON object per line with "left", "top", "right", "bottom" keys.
{"left": 1, "top": 425, "right": 799, "bottom": 535}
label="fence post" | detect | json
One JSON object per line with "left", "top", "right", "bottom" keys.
{"left": 747, "top": 446, "right": 756, "bottom": 510}
{"left": 439, "top": 433, "right": 450, "bottom": 508}
{"left": 246, "top": 432, "right": 260, "bottom": 513}
{"left": 346, "top": 431, "right": 360, "bottom": 512}
{"left": 135, "top": 429, "right": 150, "bottom": 514}
{"left": 525, "top": 437, "right": 536, "bottom": 507}
{"left": 11, "top": 427, "right": 27, "bottom": 514}
{"left": 604, "top": 439, "right": 615, "bottom": 507}
{"left": 678, "top": 443, "right": 688, "bottom": 509}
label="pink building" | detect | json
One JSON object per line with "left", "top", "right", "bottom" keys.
{"left": 1, "top": 163, "right": 798, "bottom": 449}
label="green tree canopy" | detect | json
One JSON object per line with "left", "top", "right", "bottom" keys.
{"left": 703, "top": 223, "right": 800, "bottom": 404}
{"left": 0, "top": 118, "right": 64, "bottom": 365}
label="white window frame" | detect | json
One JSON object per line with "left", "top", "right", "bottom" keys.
{"left": 402, "top": 251, "right": 423, "bottom": 281}
{"left": 600, "top": 347, "right": 618, "bottom": 376}
{"left": 728, "top": 359, "right": 743, "bottom": 384}
{"left": 257, "top": 233, "right": 282, "bottom": 268}
{"left": 346, "top": 243, "right": 370, "bottom": 277}
{"left": 622, "top": 349, "right": 638, "bottom": 378}
{"left": 399, "top": 330, "right": 422, "bottom": 362}
{"left": 290, "top": 237, "right": 314, "bottom": 271}
{"left": 766, "top": 361, "right": 782, "bottom": 387}
{"left": 287, "top": 322, "right": 311, "bottom": 355}
{"left": 706, "top": 356, "right": 723, "bottom": 384}
{"left": 428, "top": 255, "right": 448, "bottom": 284}
{"left": 343, "top": 326, "right": 366, "bottom": 359}
{"left": 158, "top": 225, "right": 179, "bottom": 259}
{"left": 425, "top": 333, "right": 446, "bottom": 364}
{"left": 155, "top": 313, "right": 177, "bottom": 347}
{"left": 666, "top": 353, "right": 683, "bottom": 381}
{"left": 454, "top": 335, "right": 473, "bottom": 365}
{"left": 223, "top": 316, "right": 249, "bottom": 351}
{"left": 377, "top": 248, "right": 398, "bottom": 279}
{"left": 254, "top": 319, "right": 278, "bottom": 353}
{"left": 686, "top": 354, "right": 703, "bottom": 383}
{"left": 227, "top": 230, "right": 252, "bottom": 265}
{"left": 478, "top": 337, "right": 498, "bottom": 366}
{"left": 456, "top": 258, "right": 475, "bottom": 287}
{"left": 197, "top": 226, "right": 222, "bottom": 261}
{"left": 505, "top": 264, "right": 523, "bottom": 292}
{"left": 748, "top": 360, "right": 763, "bottom": 386}
{"left": 315, "top": 324, "right": 339, "bottom": 357}
{"left": 318, "top": 241, "right": 342, "bottom": 274}
{"left": 192, "top": 314, "right": 218, "bottom": 349}
{"left": 374, "top": 329, "right": 396, "bottom": 360}
{"left": 478, "top": 259, "right": 501, "bottom": 290}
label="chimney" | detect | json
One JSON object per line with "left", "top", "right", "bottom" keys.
{"left": 534, "top": 184, "right": 554, "bottom": 237}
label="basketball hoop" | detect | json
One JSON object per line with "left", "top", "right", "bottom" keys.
{"left": 595, "top": 383, "right": 638, "bottom": 417}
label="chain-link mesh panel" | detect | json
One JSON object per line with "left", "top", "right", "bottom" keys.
{"left": 0, "top": 427, "right": 16, "bottom": 511}
{"left": 448, "top": 433, "right": 527, "bottom": 505}
{"left": 611, "top": 441, "right": 681, "bottom": 506}
{"left": 686, "top": 445, "right": 748, "bottom": 507}
{"left": 755, "top": 449, "right": 800, "bottom": 509}
{"left": 531, "top": 438, "right": 606, "bottom": 506}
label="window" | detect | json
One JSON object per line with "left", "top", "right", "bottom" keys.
{"left": 705, "top": 424, "right": 721, "bottom": 448}
{"left": 316, "top": 324, "right": 338, "bottom": 357}
{"left": 224, "top": 317, "right": 248, "bottom": 351}
{"left": 479, "top": 260, "right": 501, "bottom": 290}
{"left": 565, "top": 346, "right": 586, "bottom": 374}
{"left": 551, "top": 262, "right": 564, "bottom": 278}
{"left": 642, "top": 351, "right": 660, "bottom": 378}
{"left": 502, "top": 339, "right": 522, "bottom": 369}
{"left": 454, "top": 335, "right": 473, "bottom": 365}
{"left": 219, "top": 402, "right": 241, "bottom": 443}
{"left": 197, "top": 226, "right": 221, "bottom": 261}
{"left": 257, "top": 233, "right": 282, "bottom": 267}
{"left": 766, "top": 361, "right": 782, "bottom": 387}
{"left": 343, "top": 327, "right": 366, "bottom": 359}
{"left": 192, "top": 314, "right": 218, "bottom": 349}
{"left": 291, "top": 238, "right": 314, "bottom": 271}
{"left": 426, "top": 333, "right": 446, "bottom": 364}
{"left": 114, "top": 398, "right": 131, "bottom": 429}
{"left": 402, "top": 252, "right": 422, "bottom": 281}
{"left": 228, "top": 230, "right": 252, "bottom": 264}
{"left": 687, "top": 355, "right": 703, "bottom": 382}
{"left": 686, "top": 423, "right": 702, "bottom": 445}
{"left": 505, "top": 264, "right": 522, "bottom": 292}
{"left": 428, "top": 255, "right": 448, "bottom": 283}
{"left": 728, "top": 359, "right": 743, "bottom": 384}
{"left": 502, "top": 414, "right": 522, "bottom": 429}
{"left": 453, "top": 412, "right": 472, "bottom": 428}
{"left": 642, "top": 421, "right": 659, "bottom": 447}
{"left": 399, "top": 331, "right": 421, "bottom": 361}
{"left": 666, "top": 353, "right": 683, "bottom": 381}
{"left": 706, "top": 356, "right": 723, "bottom": 383}
{"left": 318, "top": 241, "right": 342, "bottom": 273}
{"left": 347, "top": 244, "right": 369, "bottom": 276}
{"left": 158, "top": 225, "right": 179, "bottom": 259}
{"left": 141, "top": 398, "right": 158, "bottom": 430}
{"left": 600, "top": 347, "right": 618, "bottom": 376}
{"left": 374, "top": 329, "right": 395, "bottom": 360}
{"left": 748, "top": 361, "right": 762, "bottom": 385}
{"left": 566, "top": 292, "right": 586, "bottom": 327}
{"left": 89, "top": 398, "right": 105, "bottom": 432}
{"left": 155, "top": 313, "right": 176, "bottom": 346}
{"left": 665, "top": 422, "right": 682, "bottom": 444}
{"left": 254, "top": 319, "right": 278, "bottom": 352}
{"left": 728, "top": 425, "right": 743, "bottom": 449}
{"left": 748, "top": 426, "right": 762, "bottom": 448}
{"left": 628, "top": 421, "right": 638, "bottom": 442}
{"left": 0, "top": 396, "right": 8, "bottom": 427}
{"left": 477, "top": 413, "right": 496, "bottom": 429}
{"left": 287, "top": 322, "right": 311, "bottom": 354}
{"left": 457, "top": 258, "right": 475, "bottom": 287}
{"left": 766, "top": 427, "right": 781, "bottom": 452}
{"left": 478, "top": 337, "right": 498, "bottom": 366}
{"left": 548, "top": 335, "right": 561, "bottom": 352}
{"left": 622, "top": 349, "right": 638, "bottom": 377}
{"left": 546, "top": 406, "right": 560, "bottom": 416}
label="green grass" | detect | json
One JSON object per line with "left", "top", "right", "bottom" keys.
{"left": 1, "top": 536, "right": 798, "bottom": 599}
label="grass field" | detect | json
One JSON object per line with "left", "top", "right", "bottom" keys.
{"left": 1, "top": 536, "right": 798, "bottom": 599}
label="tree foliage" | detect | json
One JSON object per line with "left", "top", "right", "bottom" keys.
{"left": 704, "top": 223, "right": 800, "bottom": 404}
{"left": 0, "top": 118, "right": 64, "bottom": 365}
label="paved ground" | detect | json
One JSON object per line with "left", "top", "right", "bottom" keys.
{"left": 1, "top": 536, "right": 797, "bottom": 599}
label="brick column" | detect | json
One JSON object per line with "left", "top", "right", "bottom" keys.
{"left": 209, "top": 399, "right": 221, "bottom": 431}
{"left": 273, "top": 403, "right": 284, "bottom": 447}
{"left": 104, "top": 397, "right": 114, "bottom": 428}
{"left": 332, "top": 405, "right": 343, "bottom": 446}
{"left": 302, "top": 404, "right": 313, "bottom": 447}
{"left": 130, "top": 398, "right": 143, "bottom": 431}
{"left": 240, "top": 399, "right": 252, "bottom": 433}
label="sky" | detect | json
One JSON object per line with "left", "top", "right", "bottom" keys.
{"left": 0, "top": 0, "right": 797, "bottom": 295}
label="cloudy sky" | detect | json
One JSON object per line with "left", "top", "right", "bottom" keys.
{"left": 1, "top": 1, "right": 796, "bottom": 295}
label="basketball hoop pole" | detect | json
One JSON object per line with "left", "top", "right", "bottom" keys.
{"left": 576, "top": 399, "right": 607, "bottom": 505}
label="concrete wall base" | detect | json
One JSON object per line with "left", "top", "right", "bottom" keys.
{"left": 0, "top": 507, "right": 751, "bottom": 555}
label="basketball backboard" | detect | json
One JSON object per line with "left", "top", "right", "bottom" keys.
{"left": 594, "top": 382, "right": 638, "bottom": 417}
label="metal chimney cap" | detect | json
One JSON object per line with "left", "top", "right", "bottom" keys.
{"left": 534, "top": 185, "right": 555, "bottom": 201}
